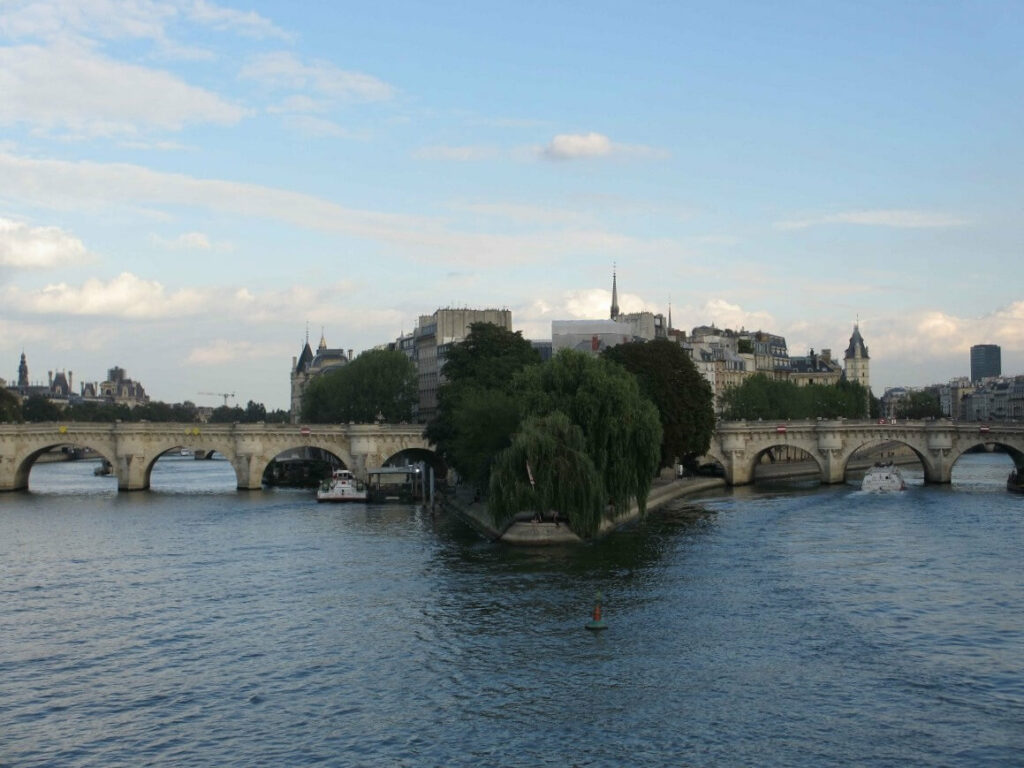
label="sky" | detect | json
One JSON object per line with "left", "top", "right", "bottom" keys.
{"left": 1, "top": 0, "right": 1022, "bottom": 410}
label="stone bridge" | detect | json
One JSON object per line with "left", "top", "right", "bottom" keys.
{"left": 0, "top": 422, "right": 435, "bottom": 492}
{"left": 707, "top": 419, "right": 1024, "bottom": 485}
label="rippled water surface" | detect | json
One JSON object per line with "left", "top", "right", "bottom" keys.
{"left": 2, "top": 454, "right": 1023, "bottom": 766}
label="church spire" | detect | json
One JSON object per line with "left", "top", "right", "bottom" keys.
{"left": 610, "top": 264, "right": 620, "bottom": 320}
{"left": 17, "top": 350, "right": 28, "bottom": 391}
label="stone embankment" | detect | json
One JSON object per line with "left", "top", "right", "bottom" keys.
{"left": 442, "top": 474, "right": 726, "bottom": 545}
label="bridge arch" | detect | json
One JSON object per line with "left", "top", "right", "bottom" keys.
{"left": 380, "top": 447, "right": 446, "bottom": 476}
{"left": 1, "top": 423, "right": 433, "bottom": 493}
{"left": 13, "top": 439, "right": 117, "bottom": 491}
{"left": 709, "top": 419, "right": 1024, "bottom": 486}
{"left": 839, "top": 437, "right": 927, "bottom": 482}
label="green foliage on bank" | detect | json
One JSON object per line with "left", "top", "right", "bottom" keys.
{"left": 603, "top": 339, "right": 715, "bottom": 467}
{"left": 896, "top": 390, "right": 943, "bottom": 419}
{"left": 11, "top": 394, "right": 289, "bottom": 424}
{"left": 510, "top": 350, "right": 662, "bottom": 522}
{"left": 429, "top": 331, "right": 716, "bottom": 538}
{"left": 720, "top": 374, "right": 874, "bottom": 420}
{"left": 302, "top": 348, "right": 417, "bottom": 423}
{"left": 424, "top": 323, "right": 541, "bottom": 489}
{"left": 488, "top": 412, "right": 605, "bottom": 537}
{"left": 0, "top": 388, "right": 23, "bottom": 422}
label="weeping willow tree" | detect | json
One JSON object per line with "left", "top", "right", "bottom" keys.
{"left": 488, "top": 411, "right": 605, "bottom": 537}
{"left": 514, "top": 349, "right": 662, "bottom": 521}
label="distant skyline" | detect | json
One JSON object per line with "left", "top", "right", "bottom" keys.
{"left": 2, "top": 1, "right": 1022, "bottom": 409}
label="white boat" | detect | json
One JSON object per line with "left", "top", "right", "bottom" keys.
{"left": 316, "top": 469, "right": 368, "bottom": 502}
{"left": 861, "top": 462, "right": 906, "bottom": 492}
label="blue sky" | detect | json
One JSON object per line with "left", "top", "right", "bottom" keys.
{"left": 2, "top": 0, "right": 1022, "bottom": 409}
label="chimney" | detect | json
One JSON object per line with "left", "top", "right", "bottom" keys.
{"left": 48, "top": 370, "right": 53, "bottom": 387}
{"left": 348, "top": 349, "right": 353, "bottom": 361}
{"left": 69, "top": 371, "right": 73, "bottom": 391}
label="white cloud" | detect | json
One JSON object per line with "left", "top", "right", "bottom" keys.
{"left": 543, "top": 132, "right": 612, "bottom": 160}
{"left": 0, "top": 151, "right": 682, "bottom": 265}
{"left": 186, "top": 338, "right": 286, "bottom": 365}
{"left": 775, "top": 209, "right": 969, "bottom": 231}
{"left": 240, "top": 51, "right": 395, "bottom": 102}
{"left": 4, "top": 271, "right": 208, "bottom": 318}
{"left": 185, "top": 0, "right": 291, "bottom": 40}
{"left": 150, "top": 231, "right": 233, "bottom": 251}
{"left": 0, "top": 0, "right": 174, "bottom": 42}
{"left": 1, "top": 0, "right": 289, "bottom": 43}
{"left": 0, "top": 42, "right": 248, "bottom": 137}
{"left": 541, "top": 132, "right": 668, "bottom": 161}
{"left": 683, "top": 298, "right": 775, "bottom": 332}
{"left": 0, "top": 217, "right": 91, "bottom": 268}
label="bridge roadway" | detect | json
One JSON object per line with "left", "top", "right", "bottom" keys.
{"left": 708, "top": 419, "right": 1024, "bottom": 485}
{"left": 0, "top": 422, "right": 433, "bottom": 492}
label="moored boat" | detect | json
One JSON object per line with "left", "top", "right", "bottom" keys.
{"left": 1008, "top": 470, "right": 1024, "bottom": 494}
{"left": 861, "top": 462, "right": 906, "bottom": 492}
{"left": 316, "top": 468, "right": 368, "bottom": 502}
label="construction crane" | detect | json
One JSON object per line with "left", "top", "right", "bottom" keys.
{"left": 198, "top": 391, "right": 236, "bottom": 406}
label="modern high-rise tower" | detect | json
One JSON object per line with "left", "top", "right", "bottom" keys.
{"left": 970, "top": 344, "right": 1001, "bottom": 381}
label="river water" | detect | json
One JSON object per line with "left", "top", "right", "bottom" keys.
{"left": 2, "top": 454, "right": 1022, "bottom": 767}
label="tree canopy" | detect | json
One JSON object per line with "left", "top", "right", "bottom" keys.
{"left": 424, "top": 322, "right": 540, "bottom": 488}
{"left": 603, "top": 339, "right": 715, "bottom": 467}
{"left": 896, "top": 390, "right": 943, "bottom": 419}
{"left": 0, "top": 388, "right": 22, "bottom": 422}
{"left": 302, "top": 348, "right": 417, "bottom": 423}
{"left": 510, "top": 349, "right": 662, "bottom": 521}
{"left": 720, "top": 374, "right": 874, "bottom": 420}
{"left": 488, "top": 412, "right": 605, "bottom": 537}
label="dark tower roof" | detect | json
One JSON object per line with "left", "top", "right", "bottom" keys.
{"left": 296, "top": 341, "right": 314, "bottom": 372}
{"left": 610, "top": 267, "right": 620, "bottom": 320}
{"left": 844, "top": 323, "right": 869, "bottom": 360}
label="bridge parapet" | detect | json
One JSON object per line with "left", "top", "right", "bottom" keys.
{"left": 0, "top": 422, "right": 433, "bottom": 492}
{"left": 709, "top": 419, "right": 1024, "bottom": 486}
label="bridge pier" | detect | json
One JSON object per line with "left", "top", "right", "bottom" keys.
{"left": 231, "top": 453, "right": 272, "bottom": 490}
{"left": 116, "top": 453, "right": 151, "bottom": 491}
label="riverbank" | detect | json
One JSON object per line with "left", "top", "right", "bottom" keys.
{"left": 442, "top": 473, "right": 727, "bottom": 545}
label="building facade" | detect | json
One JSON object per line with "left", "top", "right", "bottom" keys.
{"left": 290, "top": 332, "right": 351, "bottom": 422}
{"left": 970, "top": 344, "right": 1001, "bottom": 382}
{"left": 406, "top": 308, "right": 512, "bottom": 422}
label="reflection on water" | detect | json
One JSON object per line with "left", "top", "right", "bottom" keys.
{"left": 3, "top": 453, "right": 1022, "bottom": 767}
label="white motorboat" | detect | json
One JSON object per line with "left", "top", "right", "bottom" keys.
{"left": 316, "top": 468, "right": 368, "bottom": 502}
{"left": 861, "top": 462, "right": 906, "bottom": 492}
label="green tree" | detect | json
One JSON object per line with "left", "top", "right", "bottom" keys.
{"left": 489, "top": 412, "right": 605, "bottom": 536}
{"left": 265, "top": 408, "right": 291, "bottom": 424}
{"left": 897, "top": 390, "right": 943, "bottom": 419}
{"left": 22, "top": 395, "right": 62, "bottom": 422}
{"left": 424, "top": 323, "right": 541, "bottom": 486}
{"left": 0, "top": 388, "right": 22, "bottom": 422}
{"left": 66, "top": 401, "right": 131, "bottom": 422}
{"left": 244, "top": 400, "right": 267, "bottom": 422}
{"left": 721, "top": 374, "right": 874, "bottom": 420}
{"left": 513, "top": 349, "right": 662, "bottom": 521}
{"left": 603, "top": 339, "right": 715, "bottom": 467}
{"left": 301, "top": 348, "right": 417, "bottom": 423}
{"left": 446, "top": 388, "right": 521, "bottom": 490}
{"left": 208, "top": 405, "right": 245, "bottom": 423}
